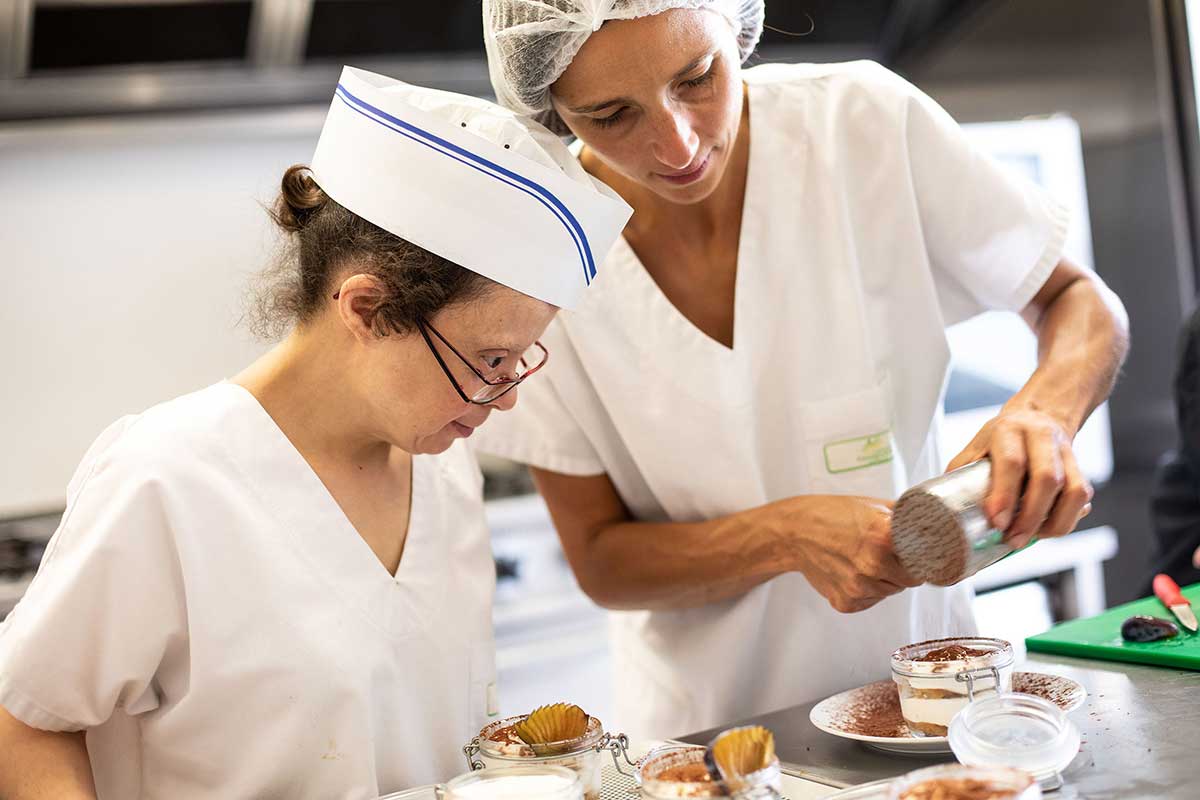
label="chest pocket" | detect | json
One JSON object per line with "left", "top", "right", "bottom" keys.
{"left": 801, "top": 380, "right": 905, "bottom": 499}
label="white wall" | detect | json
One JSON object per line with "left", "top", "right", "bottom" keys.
{"left": 0, "top": 107, "right": 327, "bottom": 517}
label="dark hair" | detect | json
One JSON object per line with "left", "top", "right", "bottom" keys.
{"left": 248, "top": 165, "right": 491, "bottom": 339}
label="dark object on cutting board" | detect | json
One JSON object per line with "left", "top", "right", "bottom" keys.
{"left": 1121, "top": 615, "right": 1180, "bottom": 643}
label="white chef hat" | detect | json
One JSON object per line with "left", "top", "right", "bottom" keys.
{"left": 310, "top": 66, "right": 632, "bottom": 310}
{"left": 483, "top": 0, "right": 765, "bottom": 135}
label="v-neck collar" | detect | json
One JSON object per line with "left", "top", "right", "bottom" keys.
{"left": 602, "top": 84, "right": 759, "bottom": 357}
{"left": 220, "top": 381, "right": 440, "bottom": 638}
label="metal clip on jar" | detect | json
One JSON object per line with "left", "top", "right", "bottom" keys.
{"left": 890, "top": 637, "right": 1015, "bottom": 738}
{"left": 463, "top": 715, "right": 635, "bottom": 800}
{"left": 891, "top": 459, "right": 1020, "bottom": 586}
{"left": 636, "top": 745, "right": 782, "bottom": 799}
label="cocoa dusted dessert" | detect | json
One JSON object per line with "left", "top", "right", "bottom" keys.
{"left": 890, "top": 638, "right": 1015, "bottom": 737}
{"left": 898, "top": 777, "right": 1027, "bottom": 800}
{"left": 484, "top": 723, "right": 525, "bottom": 748}
{"left": 655, "top": 762, "right": 713, "bottom": 784}
{"left": 913, "top": 645, "right": 991, "bottom": 662}
{"left": 638, "top": 747, "right": 723, "bottom": 798}
{"left": 889, "top": 766, "right": 1036, "bottom": 800}
{"left": 638, "top": 729, "right": 781, "bottom": 800}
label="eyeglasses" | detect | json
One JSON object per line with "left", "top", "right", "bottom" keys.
{"left": 417, "top": 318, "right": 548, "bottom": 405}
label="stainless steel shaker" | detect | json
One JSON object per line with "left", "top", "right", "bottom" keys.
{"left": 891, "top": 459, "right": 1017, "bottom": 586}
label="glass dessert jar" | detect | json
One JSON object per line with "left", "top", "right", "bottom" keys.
{"left": 463, "top": 714, "right": 631, "bottom": 800}
{"left": 636, "top": 745, "right": 781, "bottom": 799}
{"left": 886, "top": 764, "right": 1040, "bottom": 800}
{"left": 439, "top": 765, "right": 583, "bottom": 800}
{"left": 890, "top": 637, "right": 1015, "bottom": 737}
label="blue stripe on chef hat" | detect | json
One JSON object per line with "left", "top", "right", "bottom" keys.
{"left": 333, "top": 81, "right": 597, "bottom": 286}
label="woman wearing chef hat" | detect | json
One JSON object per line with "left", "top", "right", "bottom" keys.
{"left": 0, "top": 67, "right": 629, "bottom": 798}
{"left": 476, "top": 1, "right": 1130, "bottom": 739}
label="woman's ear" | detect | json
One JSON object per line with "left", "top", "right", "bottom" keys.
{"left": 333, "top": 273, "right": 388, "bottom": 344}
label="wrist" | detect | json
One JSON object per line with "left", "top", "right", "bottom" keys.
{"left": 758, "top": 496, "right": 806, "bottom": 573}
{"left": 757, "top": 495, "right": 816, "bottom": 574}
{"left": 1000, "top": 393, "right": 1084, "bottom": 439}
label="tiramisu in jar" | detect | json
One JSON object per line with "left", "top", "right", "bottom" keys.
{"left": 887, "top": 764, "right": 1040, "bottom": 800}
{"left": 637, "top": 745, "right": 781, "bottom": 799}
{"left": 464, "top": 705, "right": 629, "bottom": 800}
{"left": 890, "top": 637, "right": 1015, "bottom": 737}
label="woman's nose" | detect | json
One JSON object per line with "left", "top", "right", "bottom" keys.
{"left": 650, "top": 108, "right": 700, "bottom": 171}
{"left": 488, "top": 386, "right": 519, "bottom": 412}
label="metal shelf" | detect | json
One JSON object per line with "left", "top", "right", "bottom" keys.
{"left": 0, "top": 54, "right": 491, "bottom": 119}
{"left": 0, "top": 0, "right": 313, "bottom": 81}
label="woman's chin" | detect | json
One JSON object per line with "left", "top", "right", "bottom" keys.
{"left": 411, "top": 430, "right": 457, "bottom": 456}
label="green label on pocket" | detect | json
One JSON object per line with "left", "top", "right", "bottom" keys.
{"left": 824, "top": 431, "right": 894, "bottom": 474}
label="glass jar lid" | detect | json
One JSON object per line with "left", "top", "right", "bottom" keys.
{"left": 891, "top": 637, "right": 1015, "bottom": 678}
{"left": 948, "top": 692, "right": 1080, "bottom": 781}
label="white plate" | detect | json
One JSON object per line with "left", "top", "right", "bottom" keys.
{"left": 809, "top": 672, "right": 1087, "bottom": 757}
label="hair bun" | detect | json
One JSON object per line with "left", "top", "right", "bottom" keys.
{"left": 273, "top": 164, "right": 328, "bottom": 233}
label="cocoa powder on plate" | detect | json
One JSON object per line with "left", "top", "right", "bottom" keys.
{"left": 1012, "top": 672, "right": 1079, "bottom": 710}
{"left": 828, "top": 680, "right": 909, "bottom": 738}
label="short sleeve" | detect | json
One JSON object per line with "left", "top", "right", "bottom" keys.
{"left": 472, "top": 321, "right": 606, "bottom": 476}
{"left": 879, "top": 66, "right": 1070, "bottom": 325}
{"left": 0, "top": 423, "right": 187, "bottom": 732}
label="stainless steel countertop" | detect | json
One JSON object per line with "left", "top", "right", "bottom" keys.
{"left": 679, "top": 653, "right": 1200, "bottom": 798}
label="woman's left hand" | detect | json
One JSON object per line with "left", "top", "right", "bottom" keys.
{"left": 946, "top": 407, "right": 1094, "bottom": 549}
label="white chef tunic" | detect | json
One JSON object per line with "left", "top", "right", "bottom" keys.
{"left": 473, "top": 61, "right": 1069, "bottom": 739}
{"left": 0, "top": 382, "right": 497, "bottom": 798}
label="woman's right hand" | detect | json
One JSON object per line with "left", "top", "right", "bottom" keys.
{"left": 775, "top": 494, "right": 922, "bottom": 613}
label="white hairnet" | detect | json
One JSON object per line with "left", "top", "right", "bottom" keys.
{"left": 483, "top": 0, "right": 765, "bottom": 135}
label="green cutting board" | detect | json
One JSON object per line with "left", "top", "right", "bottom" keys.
{"left": 1026, "top": 582, "right": 1200, "bottom": 670}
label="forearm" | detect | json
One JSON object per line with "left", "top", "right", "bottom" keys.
{"left": 564, "top": 500, "right": 801, "bottom": 611}
{"left": 0, "top": 707, "right": 96, "bottom": 800}
{"left": 1012, "top": 273, "right": 1129, "bottom": 436}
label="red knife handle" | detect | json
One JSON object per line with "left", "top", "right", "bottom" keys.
{"left": 1154, "top": 573, "right": 1189, "bottom": 607}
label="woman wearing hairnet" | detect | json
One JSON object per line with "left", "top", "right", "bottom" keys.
{"left": 476, "top": 0, "right": 1130, "bottom": 739}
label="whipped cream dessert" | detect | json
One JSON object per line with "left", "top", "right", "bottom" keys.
{"left": 447, "top": 773, "right": 579, "bottom": 800}
{"left": 890, "top": 638, "right": 1014, "bottom": 737}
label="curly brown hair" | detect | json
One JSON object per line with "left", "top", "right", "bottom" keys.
{"left": 248, "top": 164, "right": 491, "bottom": 339}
